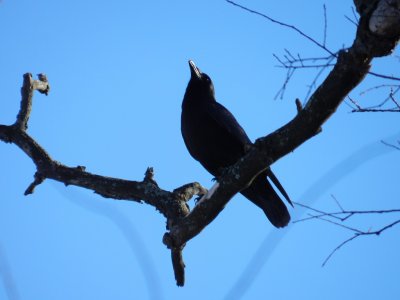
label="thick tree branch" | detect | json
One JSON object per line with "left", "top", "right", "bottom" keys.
{"left": 2, "top": 0, "right": 400, "bottom": 287}
{"left": 165, "top": 0, "right": 400, "bottom": 249}
{"left": 0, "top": 73, "right": 207, "bottom": 286}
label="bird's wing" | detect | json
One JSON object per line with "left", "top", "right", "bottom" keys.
{"left": 207, "top": 102, "right": 293, "bottom": 209}
{"left": 206, "top": 101, "right": 252, "bottom": 146}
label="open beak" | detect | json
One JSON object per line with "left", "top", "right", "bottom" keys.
{"left": 188, "top": 60, "right": 202, "bottom": 80}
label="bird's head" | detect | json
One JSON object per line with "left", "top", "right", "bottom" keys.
{"left": 184, "top": 60, "right": 215, "bottom": 102}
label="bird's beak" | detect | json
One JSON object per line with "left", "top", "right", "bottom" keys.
{"left": 189, "top": 60, "right": 202, "bottom": 80}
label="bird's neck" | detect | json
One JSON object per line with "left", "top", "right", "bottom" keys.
{"left": 183, "top": 91, "right": 216, "bottom": 107}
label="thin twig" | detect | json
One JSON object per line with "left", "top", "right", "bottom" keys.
{"left": 313, "top": 214, "right": 364, "bottom": 234}
{"left": 274, "top": 67, "right": 296, "bottom": 100}
{"left": 359, "top": 84, "right": 400, "bottom": 96}
{"left": 295, "top": 200, "right": 400, "bottom": 267}
{"left": 345, "top": 15, "right": 358, "bottom": 27}
{"left": 225, "top": 0, "right": 336, "bottom": 56}
{"left": 351, "top": 108, "right": 400, "bottom": 112}
{"left": 304, "top": 56, "right": 337, "bottom": 101}
{"left": 381, "top": 140, "right": 400, "bottom": 150}
{"left": 331, "top": 194, "right": 345, "bottom": 212}
{"left": 323, "top": 219, "right": 400, "bottom": 266}
{"left": 323, "top": 4, "right": 327, "bottom": 47}
{"left": 347, "top": 87, "right": 400, "bottom": 112}
{"left": 368, "top": 71, "right": 400, "bottom": 81}
{"left": 390, "top": 90, "right": 400, "bottom": 109}
{"left": 322, "top": 234, "right": 359, "bottom": 267}
{"left": 276, "top": 63, "right": 336, "bottom": 69}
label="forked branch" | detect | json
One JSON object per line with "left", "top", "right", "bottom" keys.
{"left": 167, "top": 0, "right": 400, "bottom": 249}
{"left": 1, "top": 0, "right": 400, "bottom": 287}
{"left": 0, "top": 74, "right": 207, "bottom": 286}
{"left": 294, "top": 199, "right": 400, "bottom": 266}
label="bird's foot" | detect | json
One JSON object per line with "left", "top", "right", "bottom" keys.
{"left": 195, "top": 182, "right": 220, "bottom": 205}
{"left": 194, "top": 195, "right": 203, "bottom": 204}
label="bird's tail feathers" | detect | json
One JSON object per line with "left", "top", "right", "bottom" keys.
{"left": 267, "top": 169, "right": 293, "bottom": 207}
{"left": 241, "top": 174, "right": 290, "bottom": 228}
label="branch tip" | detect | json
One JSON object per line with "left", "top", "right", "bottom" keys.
{"left": 144, "top": 167, "right": 154, "bottom": 180}
{"left": 163, "top": 232, "right": 186, "bottom": 286}
{"left": 143, "top": 167, "right": 158, "bottom": 186}
{"left": 76, "top": 165, "right": 86, "bottom": 171}
{"left": 15, "top": 73, "right": 50, "bottom": 130}
{"left": 172, "top": 249, "right": 185, "bottom": 286}
{"left": 36, "top": 73, "right": 50, "bottom": 95}
{"left": 24, "top": 172, "right": 45, "bottom": 195}
{"left": 37, "top": 73, "right": 48, "bottom": 82}
{"left": 295, "top": 98, "right": 303, "bottom": 113}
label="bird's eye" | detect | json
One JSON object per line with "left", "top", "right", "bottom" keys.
{"left": 203, "top": 75, "right": 211, "bottom": 82}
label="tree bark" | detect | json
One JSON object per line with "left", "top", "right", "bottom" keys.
{"left": 1, "top": 0, "right": 399, "bottom": 286}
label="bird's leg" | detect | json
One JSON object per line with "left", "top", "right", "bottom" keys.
{"left": 196, "top": 175, "right": 220, "bottom": 203}
{"left": 194, "top": 195, "right": 203, "bottom": 204}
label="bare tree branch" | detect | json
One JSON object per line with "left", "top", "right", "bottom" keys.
{"left": 347, "top": 86, "right": 400, "bottom": 112}
{"left": 235, "top": 0, "right": 400, "bottom": 102}
{"left": 294, "top": 201, "right": 400, "bottom": 223}
{"left": 14, "top": 73, "right": 49, "bottom": 130}
{"left": 381, "top": 139, "right": 400, "bottom": 150}
{"left": 166, "top": 0, "right": 400, "bottom": 249}
{"left": 368, "top": 71, "right": 400, "bottom": 81}
{"left": 321, "top": 234, "right": 360, "bottom": 267}
{"left": 321, "top": 219, "right": 400, "bottom": 266}
{"left": 1, "top": 0, "right": 400, "bottom": 286}
{"left": 225, "top": 0, "right": 336, "bottom": 56}
{"left": 0, "top": 74, "right": 207, "bottom": 286}
{"left": 323, "top": 4, "right": 328, "bottom": 47}
{"left": 294, "top": 199, "right": 400, "bottom": 266}
{"left": 273, "top": 50, "right": 338, "bottom": 100}
{"left": 345, "top": 7, "right": 360, "bottom": 27}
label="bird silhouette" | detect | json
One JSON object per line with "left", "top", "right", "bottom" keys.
{"left": 181, "top": 60, "right": 292, "bottom": 228}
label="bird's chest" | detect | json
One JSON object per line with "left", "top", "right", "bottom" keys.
{"left": 181, "top": 105, "right": 244, "bottom": 174}
{"left": 182, "top": 106, "right": 216, "bottom": 142}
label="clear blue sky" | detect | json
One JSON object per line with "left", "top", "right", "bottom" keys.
{"left": 1, "top": 1, "right": 399, "bottom": 299}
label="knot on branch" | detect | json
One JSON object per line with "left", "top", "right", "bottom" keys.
{"left": 163, "top": 232, "right": 174, "bottom": 249}
{"left": 355, "top": 0, "right": 400, "bottom": 57}
{"left": 295, "top": 98, "right": 303, "bottom": 114}
{"left": 369, "top": 0, "right": 400, "bottom": 38}
{"left": 76, "top": 165, "right": 86, "bottom": 171}
{"left": 0, "top": 125, "right": 14, "bottom": 143}
{"left": 143, "top": 167, "right": 158, "bottom": 186}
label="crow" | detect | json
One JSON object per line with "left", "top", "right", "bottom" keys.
{"left": 181, "top": 60, "right": 292, "bottom": 228}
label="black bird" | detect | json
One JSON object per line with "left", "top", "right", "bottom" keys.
{"left": 181, "top": 60, "right": 292, "bottom": 228}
